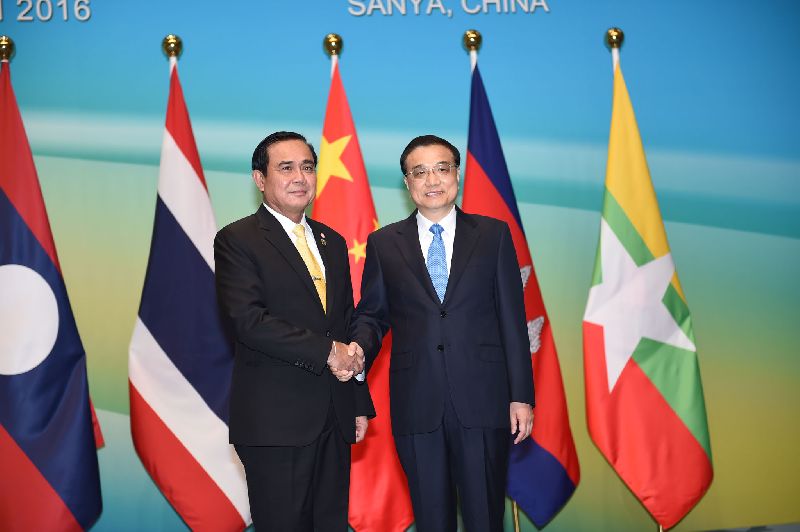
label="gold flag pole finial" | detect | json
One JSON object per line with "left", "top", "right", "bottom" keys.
{"left": 605, "top": 28, "right": 624, "bottom": 70}
{"left": 463, "top": 29, "right": 482, "bottom": 52}
{"left": 323, "top": 33, "right": 343, "bottom": 57}
{"left": 463, "top": 29, "right": 482, "bottom": 71}
{"left": 162, "top": 34, "right": 183, "bottom": 59}
{"left": 605, "top": 27, "right": 624, "bottom": 49}
{"left": 0, "top": 36, "right": 15, "bottom": 62}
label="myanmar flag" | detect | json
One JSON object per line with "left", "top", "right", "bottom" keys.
{"left": 312, "top": 57, "right": 413, "bottom": 532}
{"left": 583, "top": 63, "right": 713, "bottom": 529}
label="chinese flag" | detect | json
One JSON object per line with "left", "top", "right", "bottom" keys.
{"left": 312, "top": 58, "right": 414, "bottom": 532}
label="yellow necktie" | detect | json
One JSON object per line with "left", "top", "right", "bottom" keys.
{"left": 292, "top": 224, "right": 326, "bottom": 312}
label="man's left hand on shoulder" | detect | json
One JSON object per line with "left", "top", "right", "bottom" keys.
{"left": 509, "top": 402, "right": 534, "bottom": 445}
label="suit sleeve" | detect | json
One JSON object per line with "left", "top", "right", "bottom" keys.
{"left": 354, "top": 377, "right": 376, "bottom": 419}
{"left": 350, "top": 233, "right": 391, "bottom": 373}
{"left": 339, "top": 242, "right": 376, "bottom": 419}
{"left": 214, "top": 227, "right": 331, "bottom": 375}
{"left": 495, "top": 223, "right": 536, "bottom": 406}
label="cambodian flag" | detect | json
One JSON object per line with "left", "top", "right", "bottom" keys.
{"left": 0, "top": 59, "right": 102, "bottom": 530}
{"left": 462, "top": 64, "right": 580, "bottom": 527}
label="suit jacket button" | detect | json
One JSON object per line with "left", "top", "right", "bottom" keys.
{"left": 440, "top": 311, "right": 447, "bottom": 318}
{"left": 437, "top": 344, "right": 444, "bottom": 351}
{"left": 325, "top": 331, "right": 332, "bottom": 337}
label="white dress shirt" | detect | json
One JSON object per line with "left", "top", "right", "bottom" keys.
{"left": 416, "top": 206, "right": 457, "bottom": 275}
{"left": 264, "top": 203, "right": 326, "bottom": 279}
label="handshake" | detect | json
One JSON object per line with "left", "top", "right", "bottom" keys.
{"left": 327, "top": 341, "right": 365, "bottom": 382}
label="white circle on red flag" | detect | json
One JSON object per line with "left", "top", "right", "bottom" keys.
{"left": 0, "top": 264, "right": 59, "bottom": 375}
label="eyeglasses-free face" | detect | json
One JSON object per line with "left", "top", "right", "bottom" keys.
{"left": 253, "top": 139, "right": 317, "bottom": 223}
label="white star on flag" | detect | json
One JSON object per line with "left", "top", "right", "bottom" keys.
{"left": 584, "top": 220, "right": 696, "bottom": 392}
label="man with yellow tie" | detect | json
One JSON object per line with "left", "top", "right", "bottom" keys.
{"left": 214, "top": 131, "right": 373, "bottom": 531}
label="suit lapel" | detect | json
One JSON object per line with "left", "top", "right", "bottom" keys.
{"left": 256, "top": 206, "right": 325, "bottom": 314}
{"left": 395, "top": 211, "right": 440, "bottom": 305}
{"left": 307, "top": 219, "right": 332, "bottom": 316}
{"left": 444, "top": 207, "right": 480, "bottom": 304}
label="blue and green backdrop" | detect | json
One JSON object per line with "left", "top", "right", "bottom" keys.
{"left": 3, "top": 1, "right": 799, "bottom": 530}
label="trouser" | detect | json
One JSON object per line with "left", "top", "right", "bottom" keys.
{"left": 394, "top": 396, "right": 510, "bottom": 532}
{"left": 235, "top": 405, "right": 350, "bottom": 531}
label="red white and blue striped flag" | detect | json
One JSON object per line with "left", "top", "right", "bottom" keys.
{"left": 128, "top": 57, "right": 250, "bottom": 531}
{"left": 0, "top": 59, "right": 102, "bottom": 531}
{"left": 462, "top": 64, "right": 580, "bottom": 527}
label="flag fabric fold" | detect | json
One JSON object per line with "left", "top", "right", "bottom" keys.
{"left": 462, "top": 64, "right": 580, "bottom": 528}
{"left": 0, "top": 59, "right": 102, "bottom": 531}
{"left": 312, "top": 58, "right": 414, "bottom": 532}
{"left": 583, "top": 62, "right": 713, "bottom": 530}
{"left": 128, "top": 58, "right": 250, "bottom": 531}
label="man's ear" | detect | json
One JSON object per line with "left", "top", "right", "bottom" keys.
{"left": 252, "top": 170, "right": 265, "bottom": 191}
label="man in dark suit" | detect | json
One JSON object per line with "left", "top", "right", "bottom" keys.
{"left": 214, "top": 131, "right": 373, "bottom": 531}
{"left": 351, "top": 135, "right": 534, "bottom": 532}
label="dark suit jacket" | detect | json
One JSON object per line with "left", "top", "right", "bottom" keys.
{"left": 214, "top": 205, "right": 374, "bottom": 447}
{"left": 351, "top": 208, "right": 534, "bottom": 436}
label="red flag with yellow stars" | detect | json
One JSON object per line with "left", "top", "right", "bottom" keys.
{"left": 312, "top": 58, "right": 414, "bottom": 532}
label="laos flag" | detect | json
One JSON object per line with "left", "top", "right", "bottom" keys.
{"left": 0, "top": 60, "right": 102, "bottom": 530}
{"left": 462, "top": 64, "right": 580, "bottom": 528}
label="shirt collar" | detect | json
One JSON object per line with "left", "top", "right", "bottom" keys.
{"left": 263, "top": 203, "right": 310, "bottom": 237}
{"left": 416, "top": 206, "right": 457, "bottom": 236}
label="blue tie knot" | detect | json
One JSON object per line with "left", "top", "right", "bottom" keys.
{"left": 430, "top": 224, "right": 444, "bottom": 237}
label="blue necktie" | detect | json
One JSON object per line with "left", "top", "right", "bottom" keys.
{"left": 427, "top": 224, "right": 447, "bottom": 303}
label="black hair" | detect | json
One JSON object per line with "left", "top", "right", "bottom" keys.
{"left": 251, "top": 131, "right": 317, "bottom": 173}
{"left": 399, "top": 135, "right": 460, "bottom": 175}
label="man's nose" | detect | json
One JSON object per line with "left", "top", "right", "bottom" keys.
{"left": 291, "top": 168, "right": 306, "bottom": 182}
{"left": 425, "top": 169, "right": 440, "bottom": 186}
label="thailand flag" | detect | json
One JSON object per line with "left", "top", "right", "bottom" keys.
{"left": 462, "top": 64, "right": 580, "bottom": 527}
{"left": 128, "top": 57, "right": 250, "bottom": 530}
{"left": 0, "top": 60, "right": 102, "bottom": 530}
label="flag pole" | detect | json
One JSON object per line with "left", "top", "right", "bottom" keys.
{"left": 463, "top": 28, "right": 523, "bottom": 532}
{"left": 323, "top": 33, "right": 342, "bottom": 78}
{"left": 463, "top": 26, "right": 520, "bottom": 531}
{"left": 605, "top": 27, "right": 624, "bottom": 71}
{"left": 0, "top": 35, "right": 15, "bottom": 63}
{"left": 464, "top": 26, "right": 520, "bottom": 532}
{"left": 607, "top": 31, "right": 670, "bottom": 532}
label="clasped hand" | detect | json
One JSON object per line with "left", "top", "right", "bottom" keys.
{"left": 327, "top": 341, "right": 365, "bottom": 382}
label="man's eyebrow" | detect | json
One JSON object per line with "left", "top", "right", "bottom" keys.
{"left": 412, "top": 160, "right": 451, "bottom": 168}
{"left": 276, "top": 159, "right": 315, "bottom": 165}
